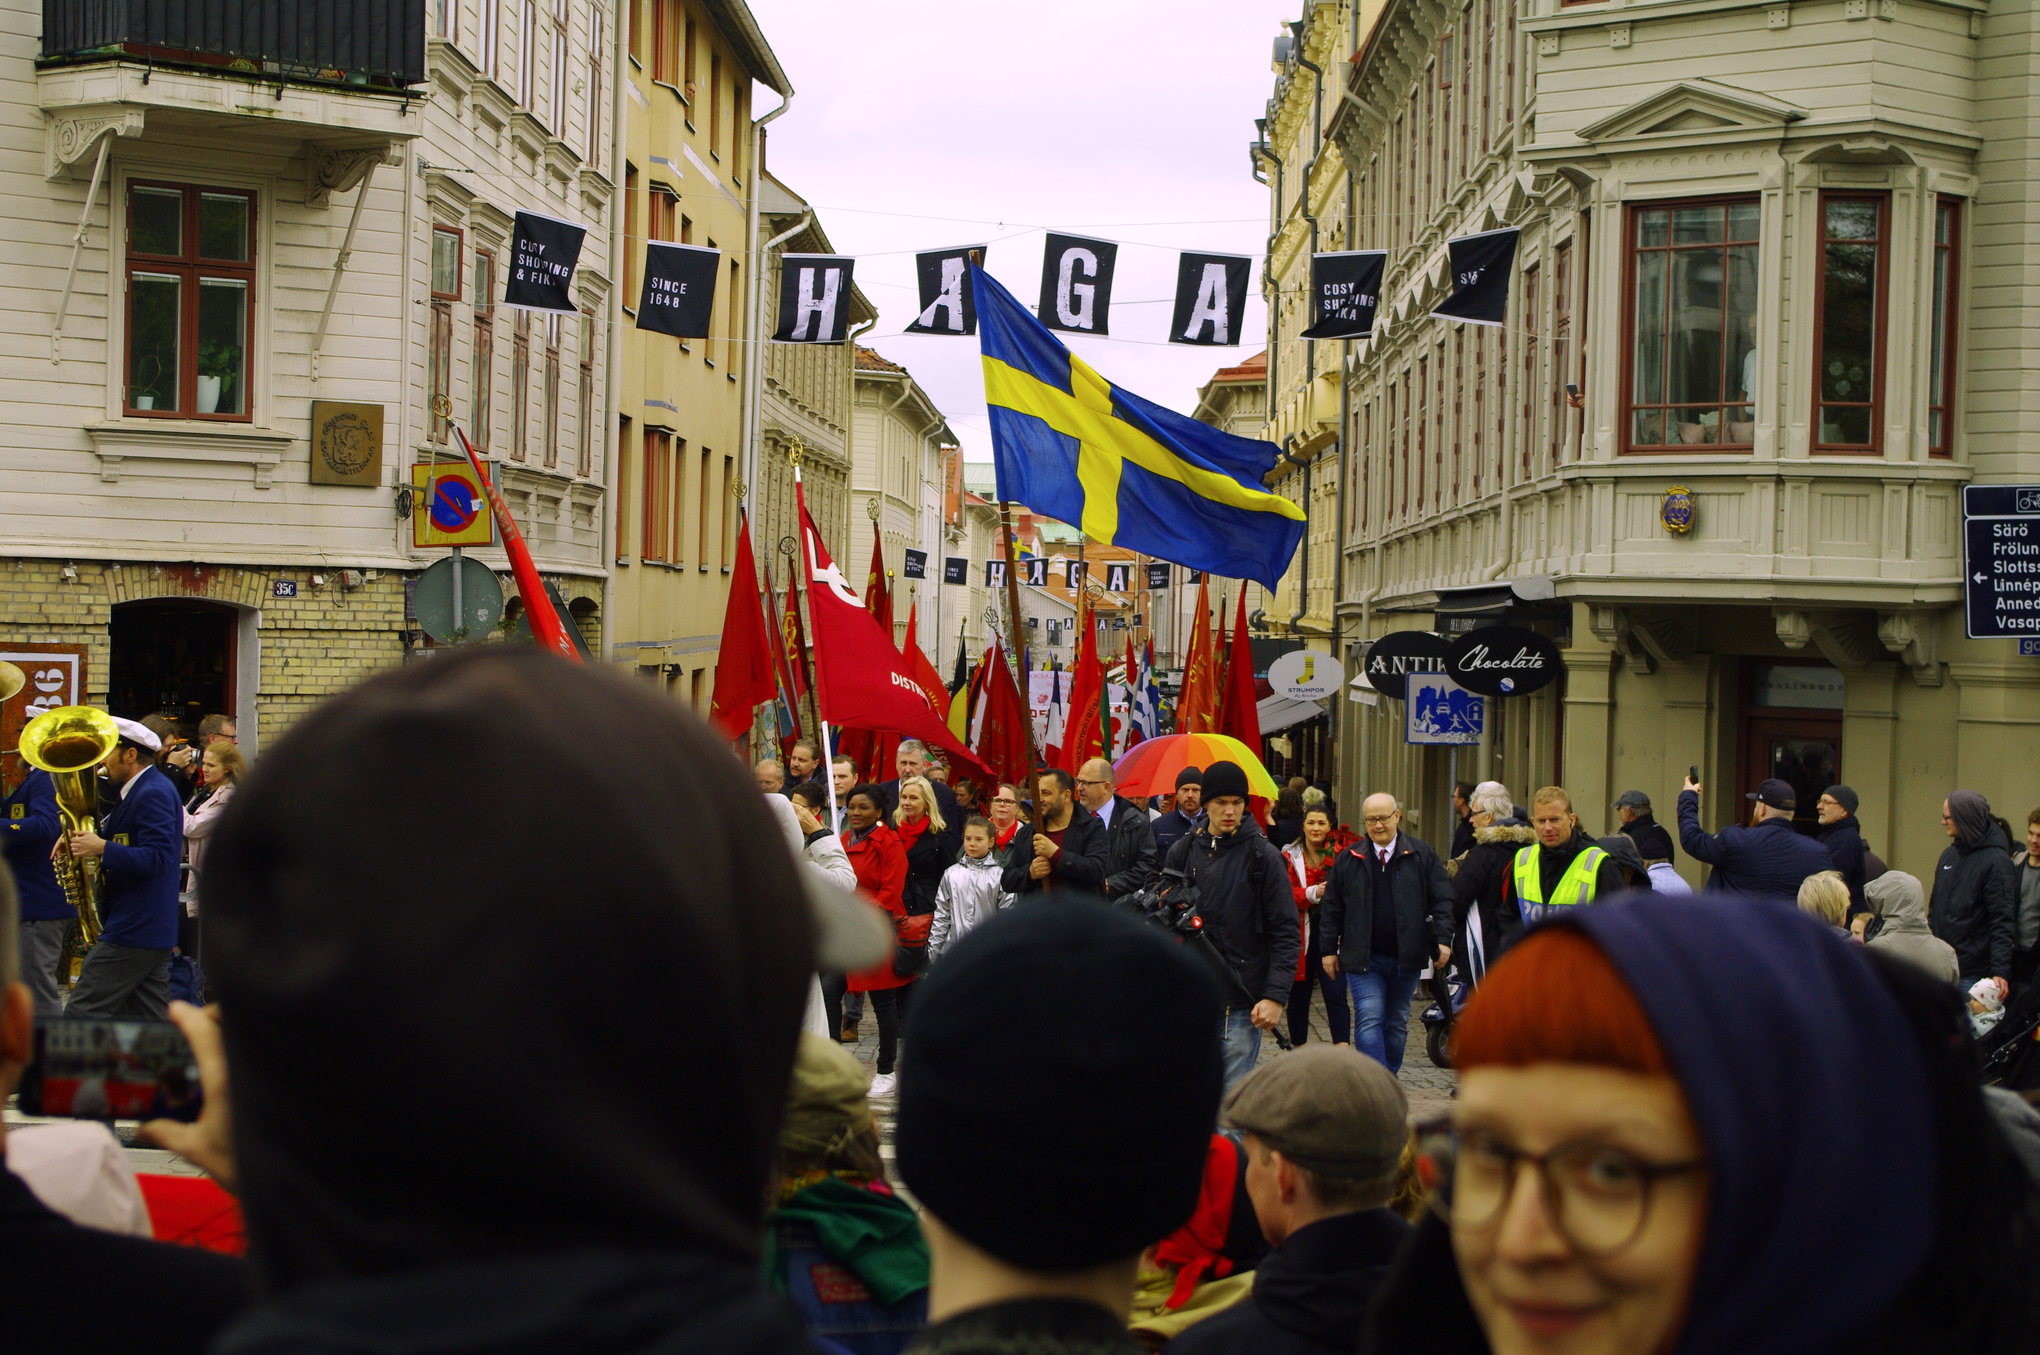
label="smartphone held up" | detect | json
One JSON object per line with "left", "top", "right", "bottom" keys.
{"left": 17, "top": 1017, "right": 203, "bottom": 1123}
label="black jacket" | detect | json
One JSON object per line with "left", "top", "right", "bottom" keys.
{"left": 1094, "top": 795, "right": 1159, "bottom": 898}
{"left": 1, "top": 1166, "right": 250, "bottom": 1355}
{"left": 1676, "top": 790, "right": 1835, "bottom": 898}
{"left": 1164, "top": 818, "right": 1302, "bottom": 1008}
{"left": 1620, "top": 811, "right": 1676, "bottom": 864}
{"left": 901, "top": 819, "right": 956, "bottom": 917}
{"left": 1001, "top": 803, "right": 1111, "bottom": 897}
{"left": 1449, "top": 815, "right": 1475, "bottom": 860}
{"left": 914, "top": 1298, "right": 1143, "bottom": 1355}
{"left": 1166, "top": 1209, "right": 1411, "bottom": 1355}
{"left": 1452, "top": 821, "right": 1536, "bottom": 956}
{"left": 1819, "top": 815, "right": 1871, "bottom": 915}
{"left": 1320, "top": 832, "right": 1454, "bottom": 973}
{"left": 1930, "top": 820, "right": 2018, "bottom": 980}
{"left": 1152, "top": 806, "right": 1199, "bottom": 862}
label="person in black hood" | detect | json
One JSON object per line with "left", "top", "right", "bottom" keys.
{"left": 1165, "top": 1046, "right": 1411, "bottom": 1355}
{"left": 1932, "top": 789, "right": 2018, "bottom": 1003}
{"left": 1816, "top": 784, "right": 1871, "bottom": 917}
{"left": 1610, "top": 789, "right": 1675, "bottom": 864}
{"left": 167, "top": 647, "right": 891, "bottom": 1355}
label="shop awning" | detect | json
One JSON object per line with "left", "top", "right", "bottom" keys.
{"left": 1257, "top": 693, "right": 1327, "bottom": 733}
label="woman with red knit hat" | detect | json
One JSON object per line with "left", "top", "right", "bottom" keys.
{"left": 1364, "top": 892, "right": 2040, "bottom": 1355}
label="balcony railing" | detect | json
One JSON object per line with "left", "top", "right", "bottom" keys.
{"left": 42, "top": 0, "right": 425, "bottom": 89}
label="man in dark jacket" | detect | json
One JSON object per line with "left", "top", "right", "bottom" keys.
{"left": 1501, "top": 788, "right": 1628, "bottom": 930}
{"left": 1001, "top": 767, "right": 1110, "bottom": 898}
{"left": 1150, "top": 765, "right": 1202, "bottom": 861}
{"left": 1163, "top": 761, "right": 1300, "bottom": 1091}
{"left": 1612, "top": 789, "right": 1676, "bottom": 864}
{"left": 1077, "top": 758, "right": 1157, "bottom": 898}
{"left": 1167, "top": 1047, "right": 1412, "bottom": 1355}
{"left": 1676, "top": 775, "right": 1831, "bottom": 899}
{"left": 0, "top": 859, "right": 252, "bottom": 1353}
{"left": 880, "top": 739, "right": 962, "bottom": 825}
{"left": 1319, "top": 793, "right": 1452, "bottom": 1075}
{"left": 1932, "top": 789, "right": 2017, "bottom": 1002}
{"left": 1449, "top": 782, "right": 1476, "bottom": 859}
{"left": 65, "top": 720, "right": 184, "bottom": 1020}
{"left": 1815, "top": 784, "right": 1871, "bottom": 917}
{"left": 4, "top": 767, "right": 69, "bottom": 1016}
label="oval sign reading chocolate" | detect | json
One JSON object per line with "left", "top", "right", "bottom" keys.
{"left": 1443, "top": 624, "right": 1564, "bottom": 698}
{"left": 1362, "top": 630, "right": 1452, "bottom": 699}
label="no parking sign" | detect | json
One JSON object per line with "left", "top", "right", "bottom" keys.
{"left": 411, "top": 464, "right": 495, "bottom": 548}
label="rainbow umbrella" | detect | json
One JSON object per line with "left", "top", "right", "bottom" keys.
{"left": 1112, "top": 732, "right": 1279, "bottom": 804}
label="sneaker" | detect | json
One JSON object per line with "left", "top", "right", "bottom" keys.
{"left": 867, "top": 1072, "right": 898, "bottom": 1099}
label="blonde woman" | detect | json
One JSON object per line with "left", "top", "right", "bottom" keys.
{"left": 891, "top": 775, "right": 954, "bottom": 983}
{"left": 1798, "top": 869, "right": 1852, "bottom": 936}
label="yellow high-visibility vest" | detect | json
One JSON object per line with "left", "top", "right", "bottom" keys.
{"left": 1513, "top": 843, "right": 1608, "bottom": 918}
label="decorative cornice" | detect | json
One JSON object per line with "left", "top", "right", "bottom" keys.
{"left": 44, "top": 108, "right": 145, "bottom": 180}
{"left": 86, "top": 421, "right": 293, "bottom": 489}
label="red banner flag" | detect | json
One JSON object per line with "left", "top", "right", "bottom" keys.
{"left": 708, "top": 513, "right": 779, "bottom": 741}
{"left": 1218, "top": 585, "right": 1262, "bottom": 753}
{"left": 1176, "top": 576, "right": 1218, "bottom": 733}
{"left": 1058, "top": 613, "right": 1108, "bottom": 773}
{"left": 971, "top": 640, "right": 1033, "bottom": 794}
{"left": 800, "top": 485, "right": 990, "bottom": 784}
{"left": 900, "top": 603, "right": 952, "bottom": 722}
{"left": 782, "top": 564, "right": 809, "bottom": 701}
{"left": 452, "top": 425, "right": 579, "bottom": 662}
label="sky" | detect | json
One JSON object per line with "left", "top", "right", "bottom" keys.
{"left": 744, "top": 0, "right": 1300, "bottom": 462}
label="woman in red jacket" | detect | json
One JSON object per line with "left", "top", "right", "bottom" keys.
{"left": 1281, "top": 807, "right": 1353, "bottom": 1047}
{"left": 842, "top": 783, "right": 912, "bottom": 1098}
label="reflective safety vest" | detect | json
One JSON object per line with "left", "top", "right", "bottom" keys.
{"left": 1513, "top": 843, "right": 1608, "bottom": 924}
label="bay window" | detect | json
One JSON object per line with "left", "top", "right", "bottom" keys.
{"left": 1626, "top": 199, "right": 1758, "bottom": 451}
{"left": 1813, "top": 194, "right": 1887, "bottom": 453}
{"left": 1929, "top": 198, "right": 1959, "bottom": 459}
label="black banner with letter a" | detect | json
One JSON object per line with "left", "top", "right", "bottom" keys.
{"left": 906, "top": 246, "right": 984, "bottom": 335}
{"left": 1170, "top": 253, "right": 1252, "bottom": 346}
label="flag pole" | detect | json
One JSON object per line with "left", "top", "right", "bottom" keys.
{"left": 997, "top": 498, "right": 1038, "bottom": 767}
{"left": 794, "top": 456, "right": 842, "bottom": 833}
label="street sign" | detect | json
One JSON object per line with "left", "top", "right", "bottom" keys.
{"left": 413, "top": 555, "right": 504, "bottom": 643}
{"left": 1962, "top": 484, "right": 2040, "bottom": 640}
{"left": 1361, "top": 630, "right": 1450, "bottom": 699}
{"left": 1406, "top": 674, "right": 1483, "bottom": 745}
{"left": 1444, "top": 624, "right": 1564, "bottom": 697}
{"left": 411, "top": 464, "right": 495, "bottom": 548}
{"left": 2022, "top": 638, "right": 2040, "bottom": 657}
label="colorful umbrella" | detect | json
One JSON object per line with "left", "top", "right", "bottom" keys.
{"left": 1112, "top": 732, "right": 1279, "bottom": 803}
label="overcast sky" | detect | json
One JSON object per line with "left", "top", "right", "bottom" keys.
{"left": 745, "top": 0, "right": 1298, "bottom": 461}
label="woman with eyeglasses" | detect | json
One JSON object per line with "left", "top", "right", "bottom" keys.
{"left": 984, "top": 783, "right": 1026, "bottom": 866}
{"left": 1365, "top": 891, "right": 2040, "bottom": 1355}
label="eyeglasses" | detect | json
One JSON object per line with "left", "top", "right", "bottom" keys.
{"left": 1363, "top": 813, "right": 1398, "bottom": 824}
{"left": 992, "top": 796, "right": 1018, "bottom": 805}
{"left": 1439, "top": 1129, "right": 1704, "bottom": 1257}
{"left": 1074, "top": 777, "right": 1107, "bottom": 788}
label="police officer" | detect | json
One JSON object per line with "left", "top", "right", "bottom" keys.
{"left": 1500, "top": 786, "right": 1627, "bottom": 937}
{"left": 64, "top": 718, "right": 184, "bottom": 1020}
{"left": 4, "top": 762, "right": 69, "bottom": 1015}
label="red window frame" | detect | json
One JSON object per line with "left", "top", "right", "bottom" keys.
{"left": 123, "top": 180, "right": 257, "bottom": 422}
{"left": 1811, "top": 192, "right": 1889, "bottom": 455}
{"left": 1930, "top": 197, "right": 1960, "bottom": 459}
{"left": 1621, "top": 196, "right": 1760, "bottom": 455}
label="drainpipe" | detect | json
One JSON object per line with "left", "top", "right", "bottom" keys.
{"left": 599, "top": 1, "right": 627, "bottom": 661}
{"left": 1256, "top": 122, "right": 1283, "bottom": 409}
{"left": 1294, "top": 49, "right": 1325, "bottom": 414}
{"left": 740, "top": 89, "right": 796, "bottom": 526}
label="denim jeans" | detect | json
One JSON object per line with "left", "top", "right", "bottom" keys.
{"left": 1221, "top": 1006, "right": 1263, "bottom": 1093}
{"left": 1347, "top": 954, "right": 1422, "bottom": 1073}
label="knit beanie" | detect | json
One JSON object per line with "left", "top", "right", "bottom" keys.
{"left": 1199, "top": 761, "right": 1250, "bottom": 803}
{"left": 896, "top": 897, "right": 1224, "bottom": 1272}
{"left": 1824, "top": 785, "right": 1859, "bottom": 816}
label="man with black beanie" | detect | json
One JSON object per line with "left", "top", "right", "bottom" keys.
{"left": 897, "top": 898, "right": 1223, "bottom": 1355}
{"left": 1163, "top": 761, "right": 1300, "bottom": 1092}
{"left": 1150, "top": 765, "right": 1203, "bottom": 861}
{"left": 1816, "top": 784, "right": 1870, "bottom": 917}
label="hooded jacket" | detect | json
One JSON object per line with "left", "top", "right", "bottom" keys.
{"left": 1164, "top": 1209, "right": 1411, "bottom": 1355}
{"left": 1818, "top": 814, "right": 1870, "bottom": 914}
{"left": 1164, "top": 816, "right": 1301, "bottom": 1008}
{"left": 930, "top": 853, "right": 1009, "bottom": 957}
{"left": 1675, "top": 789, "right": 1833, "bottom": 899}
{"left": 1619, "top": 809, "right": 1677, "bottom": 864}
{"left": 1929, "top": 801, "right": 2017, "bottom": 980}
{"left": 1092, "top": 794, "right": 1159, "bottom": 898}
{"left": 1000, "top": 803, "right": 1111, "bottom": 897}
{"left": 1451, "top": 821, "right": 1535, "bottom": 956}
{"left": 1864, "top": 871, "right": 1960, "bottom": 985}
{"left": 1320, "top": 831, "right": 1454, "bottom": 974}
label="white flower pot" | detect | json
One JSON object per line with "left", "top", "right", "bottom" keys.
{"left": 197, "top": 376, "right": 222, "bottom": 414}
{"left": 133, "top": 395, "right": 155, "bottom": 410}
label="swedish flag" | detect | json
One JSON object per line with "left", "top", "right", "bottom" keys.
{"left": 973, "top": 264, "right": 1305, "bottom": 589}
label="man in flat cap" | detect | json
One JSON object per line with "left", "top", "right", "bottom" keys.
{"left": 65, "top": 717, "right": 184, "bottom": 1019}
{"left": 1166, "top": 1046, "right": 1412, "bottom": 1355}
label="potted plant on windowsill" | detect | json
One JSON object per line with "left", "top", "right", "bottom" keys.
{"left": 130, "top": 355, "right": 164, "bottom": 411}
{"left": 197, "top": 341, "right": 240, "bottom": 414}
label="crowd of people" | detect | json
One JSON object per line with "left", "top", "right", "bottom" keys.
{"left": 2, "top": 650, "right": 2038, "bottom": 1355}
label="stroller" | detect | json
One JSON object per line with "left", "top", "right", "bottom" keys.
{"left": 1980, "top": 977, "right": 2040, "bottom": 1095}
{"left": 1421, "top": 907, "right": 1488, "bottom": 1070}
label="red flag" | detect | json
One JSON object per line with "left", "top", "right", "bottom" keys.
{"left": 760, "top": 561, "right": 804, "bottom": 757}
{"left": 1218, "top": 586, "right": 1262, "bottom": 753}
{"left": 900, "top": 603, "right": 951, "bottom": 721}
{"left": 1176, "top": 576, "right": 1218, "bottom": 733}
{"left": 782, "top": 566, "right": 809, "bottom": 701}
{"left": 452, "top": 425, "right": 579, "bottom": 662}
{"left": 1057, "top": 613, "right": 1108, "bottom": 773}
{"left": 865, "top": 531, "right": 893, "bottom": 637}
{"left": 972, "top": 640, "right": 1032, "bottom": 793}
{"left": 800, "top": 485, "right": 991, "bottom": 784}
{"left": 709, "top": 513, "right": 778, "bottom": 741}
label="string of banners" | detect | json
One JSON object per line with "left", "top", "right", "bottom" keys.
{"left": 500, "top": 210, "right": 1521, "bottom": 344}
{"left": 955, "top": 559, "right": 1204, "bottom": 590}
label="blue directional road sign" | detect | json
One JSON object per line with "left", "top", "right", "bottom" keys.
{"left": 1963, "top": 485, "right": 2040, "bottom": 640}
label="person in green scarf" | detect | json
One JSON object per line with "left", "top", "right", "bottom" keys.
{"left": 766, "top": 1033, "right": 929, "bottom": 1353}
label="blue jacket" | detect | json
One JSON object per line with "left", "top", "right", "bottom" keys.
{"left": 96, "top": 765, "right": 184, "bottom": 950}
{"left": 1676, "top": 790, "right": 1832, "bottom": 900}
{"left": 3, "top": 770, "right": 69, "bottom": 921}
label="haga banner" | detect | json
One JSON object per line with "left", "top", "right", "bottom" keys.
{"left": 773, "top": 254, "right": 855, "bottom": 343}
{"left": 1431, "top": 228, "right": 1520, "bottom": 327}
{"left": 636, "top": 242, "right": 719, "bottom": 338}
{"left": 906, "top": 245, "right": 984, "bottom": 335}
{"left": 985, "top": 559, "right": 1008, "bottom": 587}
{"left": 1022, "top": 557, "right": 1049, "bottom": 587}
{"left": 1105, "top": 563, "right": 1132, "bottom": 593}
{"left": 1064, "top": 560, "right": 1087, "bottom": 588}
{"left": 1039, "top": 233, "right": 1117, "bottom": 336}
{"left": 943, "top": 556, "right": 968, "bottom": 585}
{"left": 505, "top": 210, "right": 589, "bottom": 313}
{"left": 1146, "top": 562, "right": 1171, "bottom": 590}
{"left": 1170, "top": 252, "right": 1252, "bottom": 346}
{"left": 902, "top": 548, "right": 928, "bottom": 580}
{"left": 1301, "top": 250, "right": 1387, "bottom": 339}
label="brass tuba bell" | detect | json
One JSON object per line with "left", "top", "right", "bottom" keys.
{"left": 18, "top": 705, "right": 119, "bottom": 946}
{"left": 0, "top": 661, "right": 24, "bottom": 704}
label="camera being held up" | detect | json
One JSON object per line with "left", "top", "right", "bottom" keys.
{"left": 1115, "top": 869, "right": 1292, "bottom": 1051}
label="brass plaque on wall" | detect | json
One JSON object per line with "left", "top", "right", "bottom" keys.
{"left": 309, "top": 401, "right": 385, "bottom": 486}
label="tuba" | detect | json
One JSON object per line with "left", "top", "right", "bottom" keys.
{"left": 18, "top": 705, "right": 119, "bottom": 946}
